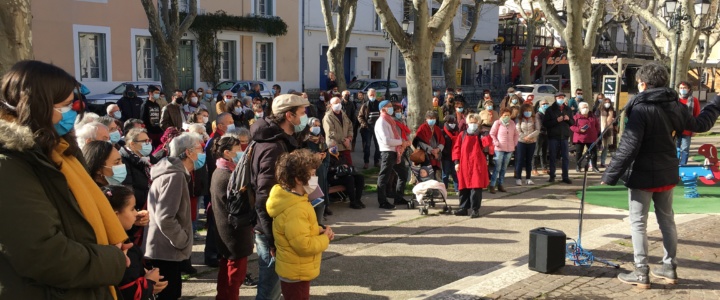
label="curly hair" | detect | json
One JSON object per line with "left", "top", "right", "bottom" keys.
{"left": 499, "top": 107, "right": 512, "bottom": 116}
{"left": 275, "top": 149, "right": 321, "bottom": 191}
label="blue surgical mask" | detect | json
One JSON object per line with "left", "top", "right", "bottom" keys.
{"left": 153, "top": 93, "right": 160, "bottom": 100}
{"left": 511, "top": 99, "right": 518, "bottom": 104}
{"left": 386, "top": 107, "right": 394, "bottom": 115}
{"left": 467, "top": 123, "right": 479, "bottom": 134}
{"left": 109, "top": 131, "right": 122, "bottom": 144}
{"left": 486, "top": 105, "right": 493, "bottom": 111}
{"left": 395, "top": 113, "right": 402, "bottom": 119}
{"left": 457, "top": 108, "right": 464, "bottom": 113}
{"left": 232, "top": 151, "right": 245, "bottom": 164}
{"left": 369, "top": 97, "right": 376, "bottom": 102}
{"left": 556, "top": 99, "right": 565, "bottom": 105}
{"left": 294, "top": 114, "right": 309, "bottom": 132}
{"left": 576, "top": 95, "right": 583, "bottom": 101}
{"left": 112, "top": 111, "right": 122, "bottom": 119}
{"left": 54, "top": 105, "right": 77, "bottom": 136}
{"left": 105, "top": 164, "right": 127, "bottom": 185}
{"left": 523, "top": 111, "right": 532, "bottom": 118}
{"left": 241, "top": 92, "right": 247, "bottom": 98}
{"left": 311, "top": 126, "right": 321, "bottom": 135}
{"left": 234, "top": 107, "right": 242, "bottom": 114}
{"left": 542, "top": 104, "right": 549, "bottom": 110}
{"left": 679, "top": 89, "right": 689, "bottom": 96}
{"left": 139, "top": 142, "right": 153, "bottom": 157}
{"left": 427, "top": 119, "right": 436, "bottom": 126}
{"left": 194, "top": 152, "right": 207, "bottom": 170}
{"left": 205, "top": 93, "right": 212, "bottom": 99}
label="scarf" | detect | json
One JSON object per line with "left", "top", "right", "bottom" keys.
{"left": 51, "top": 138, "right": 127, "bottom": 300}
{"left": 415, "top": 123, "right": 445, "bottom": 168}
{"left": 216, "top": 157, "right": 237, "bottom": 172}
{"left": 380, "top": 111, "right": 402, "bottom": 163}
{"left": 444, "top": 126, "right": 459, "bottom": 141}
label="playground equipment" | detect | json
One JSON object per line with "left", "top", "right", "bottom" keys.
{"left": 678, "top": 144, "right": 720, "bottom": 198}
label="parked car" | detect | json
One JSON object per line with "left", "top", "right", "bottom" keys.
{"left": 346, "top": 79, "right": 402, "bottom": 102}
{"left": 85, "top": 81, "right": 162, "bottom": 115}
{"left": 214, "top": 80, "right": 273, "bottom": 99}
{"left": 515, "top": 84, "right": 559, "bottom": 105}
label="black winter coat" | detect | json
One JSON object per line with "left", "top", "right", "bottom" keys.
{"left": 117, "top": 96, "right": 143, "bottom": 122}
{"left": 250, "top": 117, "right": 299, "bottom": 248}
{"left": 120, "top": 146, "right": 154, "bottom": 210}
{"left": 543, "top": 102, "right": 575, "bottom": 139}
{"left": 602, "top": 89, "right": 720, "bottom": 189}
{"left": 140, "top": 99, "right": 163, "bottom": 135}
{"left": 211, "top": 165, "right": 254, "bottom": 259}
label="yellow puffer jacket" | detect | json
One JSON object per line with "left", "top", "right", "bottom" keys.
{"left": 266, "top": 185, "right": 329, "bottom": 281}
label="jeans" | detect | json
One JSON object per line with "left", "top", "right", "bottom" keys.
{"left": 515, "top": 142, "right": 536, "bottom": 179}
{"left": 216, "top": 257, "right": 248, "bottom": 300}
{"left": 534, "top": 134, "right": 548, "bottom": 170}
{"left": 490, "top": 151, "right": 512, "bottom": 187}
{"left": 628, "top": 188, "right": 677, "bottom": 267}
{"left": 254, "top": 233, "right": 281, "bottom": 300}
{"left": 441, "top": 159, "right": 459, "bottom": 193}
{"left": 377, "top": 151, "right": 408, "bottom": 204}
{"left": 548, "top": 138, "right": 570, "bottom": 180}
{"left": 361, "top": 127, "right": 381, "bottom": 164}
{"left": 676, "top": 134, "right": 691, "bottom": 165}
{"left": 458, "top": 188, "right": 483, "bottom": 211}
{"left": 574, "top": 143, "right": 597, "bottom": 170}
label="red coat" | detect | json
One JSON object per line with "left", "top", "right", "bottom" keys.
{"left": 452, "top": 132, "right": 492, "bottom": 189}
{"left": 571, "top": 114, "right": 600, "bottom": 144}
{"left": 414, "top": 123, "right": 445, "bottom": 168}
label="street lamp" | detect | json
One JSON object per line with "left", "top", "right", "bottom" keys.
{"left": 383, "top": 18, "right": 410, "bottom": 101}
{"left": 663, "top": 0, "right": 713, "bottom": 88}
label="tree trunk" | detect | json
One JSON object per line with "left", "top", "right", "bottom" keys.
{"left": 327, "top": 46, "right": 347, "bottom": 91}
{"left": 520, "top": 24, "right": 536, "bottom": 84}
{"left": 442, "top": 25, "right": 457, "bottom": 89}
{"left": 567, "top": 46, "right": 592, "bottom": 102}
{"left": 156, "top": 46, "right": 179, "bottom": 96}
{"left": 0, "top": 0, "right": 32, "bottom": 75}
{"left": 404, "top": 47, "right": 433, "bottom": 132}
{"left": 621, "top": 21, "right": 635, "bottom": 58}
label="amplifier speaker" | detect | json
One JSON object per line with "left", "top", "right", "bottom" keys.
{"left": 528, "top": 227, "right": 566, "bottom": 273}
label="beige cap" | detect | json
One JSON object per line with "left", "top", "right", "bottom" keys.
{"left": 271, "top": 94, "right": 310, "bottom": 114}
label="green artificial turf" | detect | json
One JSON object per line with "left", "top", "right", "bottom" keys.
{"left": 578, "top": 184, "right": 720, "bottom": 214}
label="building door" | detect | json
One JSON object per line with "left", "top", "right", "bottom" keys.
{"left": 319, "top": 46, "right": 355, "bottom": 90}
{"left": 177, "top": 41, "right": 194, "bottom": 91}
{"left": 370, "top": 60, "right": 383, "bottom": 79}
{"left": 461, "top": 58, "right": 473, "bottom": 86}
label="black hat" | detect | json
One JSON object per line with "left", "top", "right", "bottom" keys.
{"left": 555, "top": 92, "right": 566, "bottom": 98}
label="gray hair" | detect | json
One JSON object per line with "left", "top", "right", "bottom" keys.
{"left": 170, "top": 132, "right": 203, "bottom": 159}
{"left": 76, "top": 112, "right": 100, "bottom": 127}
{"left": 106, "top": 104, "right": 119, "bottom": 115}
{"left": 223, "top": 90, "right": 233, "bottom": 97}
{"left": 425, "top": 110, "right": 439, "bottom": 119}
{"left": 224, "top": 127, "right": 251, "bottom": 140}
{"left": 187, "top": 123, "right": 206, "bottom": 135}
{"left": 368, "top": 88, "right": 376, "bottom": 94}
{"left": 96, "top": 116, "right": 116, "bottom": 128}
{"left": 76, "top": 121, "right": 108, "bottom": 148}
{"left": 125, "top": 128, "right": 147, "bottom": 144}
{"left": 330, "top": 96, "right": 341, "bottom": 104}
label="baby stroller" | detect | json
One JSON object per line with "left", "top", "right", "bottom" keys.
{"left": 410, "top": 165, "right": 450, "bottom": 215}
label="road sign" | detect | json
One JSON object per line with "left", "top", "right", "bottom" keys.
{"left": 603, "top": 75, "right": 617, "bottom": 102}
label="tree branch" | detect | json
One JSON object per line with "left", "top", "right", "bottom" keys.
{"left": 536, "top": 0, "right": 566, "bottom": 36}
{"left": 639, "top": 20, "right": 667, "bottom": 61}
{"left": 429, "top": 0, "right": 462, "bottom": 42}
{"left": 140, "top": 0, "right": 168, "bottom": 47}
{"left": 626, "top": 1, "right": 673, "bottom": 38}
{"left": 455, "top": 0, "right": 485, "bottom": 53}
{"left": 344, "top": 0, "right": 358, "bottom": 35}
{"left": 583, "top": 0, "right": 606, "bottom": 50}
{"left": 321, "top": 0, "right": 337, "bottom": 41}
{"left": 372, "top": 0, "right": 410, "bottom": 49}
{"left": 178, "top": 0, "right": 197, "bottom": 35}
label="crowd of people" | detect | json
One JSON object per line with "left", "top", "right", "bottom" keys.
{"left": 2, "top": 59, "right": 718, "bottom": 299}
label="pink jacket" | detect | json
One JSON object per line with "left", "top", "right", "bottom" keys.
{"left": 490, "top": 119, "right": 519, "bottom": 153}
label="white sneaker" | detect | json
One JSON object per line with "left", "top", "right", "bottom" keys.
{"left": 515, "top": 179, "right": 523, "bottom": 186}
{"left": 526, "top": 179, "right": 535, "bottom": 185}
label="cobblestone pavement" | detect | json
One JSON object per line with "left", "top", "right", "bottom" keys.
{"left": 484, "top": 215, "right": 720, "bottom": 300}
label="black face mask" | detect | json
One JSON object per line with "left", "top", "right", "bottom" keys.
{"left": 175, "top": 97, "right": 185, "bottom": 104}
{"left": 127, "top": 91, "right": 137, "bottom": 98}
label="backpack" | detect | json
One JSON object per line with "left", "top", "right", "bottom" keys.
{"left": 226, "top": 141, "right": 257, "bottom": 228}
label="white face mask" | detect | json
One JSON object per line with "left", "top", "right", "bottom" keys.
{"left": 191, "top": 97, "right": 198, "bottom": 104}
{"left": 304, "top": 175, "right": 319, "bottom": 195}
{"left": 467, "top": 123, "right": 479, "bottom": 133}
{"left": 580, "top": 108, "right": 589, "bottom": 115}
{"left": 604, "top": 103, "right": 611, "bottom": 109}
{"left": 447, "top": 123, "right": 457, "bottom": 129}
{"left": 202, "top": 116, "right": 209, "bottom": 124}
{"left": 332, "top": 103, "right": 342, "bottom": 112}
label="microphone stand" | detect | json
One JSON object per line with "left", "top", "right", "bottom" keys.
{"left": 566, "top": 110, "right": 622, "bottom": 268}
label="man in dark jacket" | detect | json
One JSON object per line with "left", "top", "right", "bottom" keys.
{"left": 543, "top": 92, "right": 575, "bottom": 184}
{"left": 161, "top": 90, "right": 186, "bottom": 131}
{"left": 250, "top": 94, "right": 309, "bottom": 300}
{"left": 601, "top": 62, "right": 720, "bottom": 288}
{"left": 141, "top": 85, "right": 163, "bottom": 149}
{"left": 357, "top": 88, "right": 381, "bottom": 168}
{"left": 116, "top": 84, "right": 143, "bottom": 122}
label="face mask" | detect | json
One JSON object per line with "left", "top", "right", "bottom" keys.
{"left": 175, "top": 97, "right": 185, "bottom": 105}
{"left": 523, "top": 111, "right": 532, "bottom": 118}
{"left": 456, "top": 92, "right": 463, "bottom": 95}
{"left": 486, "top": 105, "right": 493, "bottom": 111}
{"left": 105, "top": 164, "right": 127, "bottom": 185}
{"left": 153, "top": 93, "right": 160, "bottom": 100}
{"left": 433, "top": 92, "right": 439, "bottom": 96}
{"left": 386, "top": 107, "right": 394, "bottom": 115}
{"left": 54, "top": 105, "right": 77, "bottom": 136}
{"left": 447, "top": 123, "right": 457, "bottom": 129}
{"left": 205, "top": 93, "right": 212, "bottom": 99}
{"left": 191, "top": 97, "right": 198, "bottom": 104}
{"left": 232, "top": 151, "right": 245, "bottom": 164}
{"left": 109, "top": 130, "right": 122, "bottom": 144}
{"left": 604, "top": 103, "right": 611, "bottom": 109}
{"left": 457, "top": 108, "right": 464, "bottom": 113}
{"left": 226, "top": 124, "right": 236, "bottom": 132}
{"left": 368, "top": 97, "right": 375, "bottom": 102}
{"left": 304, "top": 176, "right": 319, "bottom": 195}
{"left": 508, "top": 93, "right": 514, "bottom": 97}
{"left": 539, "top": 106, "right": 547, "bottom": 114}
{"left": 225, "top": 98, "right": 233, "bottom": 104}
{"left": 637, "top": 83, "right": 645, "bottom": 93}
{"left": 311, "top": 126, "right": 321, "bottom": 135}
{"left": 294, "top": 114, "right": 309, "bottom": 133}
{"left": 576, "top": 95, "right": 583, "bottom": 100}
{"left": 193, "top": 152, "right": 206, "bottom": 170}
{"left": 319, "top": 96, "right": 325, "bottom": 101}
{"left": 332, "top": 103, "right": 342, "bottom": 112}
{"left": 255, "top": 112, "right": 264, "bottom": 119}
{"left": 556, "top": 99, "right": 565, "bottom": 105}
{"left": 427, "top": 119, "right": 436, "bottom": 126}
{"left": 234, "top": 107, "right": 242, "bottom": 114}
{"left": 241, "top": 92, "right": 247, "bottom": 98}
{"left": 112, "top": 111, "right": 122, "bottom": 119}
{"left": 127, "top": 91, "right": 136, "bottom": 98}
{"left": 511, "top": 99, "right": 518, "bottom": 105}
{"left": 501, "top": 116, "right": 510, "bottom": 124}
{"left": 467, "top": 123, "right": 479, "bottom": 134}
{"left": 139, "top": 142, "right": 153, "bottom": 157}
{"left": 202, "top": 116, "right": 209, "bottom": 124}
{"left": 394, "top": 112, "right": 402, "bottom": 119}
{"left": 542, "top": 104, "right": 549, "bottom": 110}
{"left": 580, "top": 108, "right": 589, "bottom": 115}
{"left": 329, "top": 146, "right": 338, "bottom": 155}
{"left": 679, "top": 89, "right": 689, "bottom": 96}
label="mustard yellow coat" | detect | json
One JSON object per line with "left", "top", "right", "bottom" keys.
{"left": 266, "top": 185, "right": 329, "bottom": 281}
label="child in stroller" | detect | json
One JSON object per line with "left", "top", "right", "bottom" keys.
{"left": 410, "top": 164, "right": 450, "bottom": 215}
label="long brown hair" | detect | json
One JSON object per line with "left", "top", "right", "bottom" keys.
{"left": 0, "top": 60, "right": 82, "bottom": 163}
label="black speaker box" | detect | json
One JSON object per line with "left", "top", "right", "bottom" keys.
{"left": 528, "top": 227, "right": 566, "bottom": 273}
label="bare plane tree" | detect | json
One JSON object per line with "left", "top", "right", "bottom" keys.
{"left": 0, "top": 0, "right": 32, "bottom": 74}
{"left": 320, "top": 0, "right": 359, "bottom": 91}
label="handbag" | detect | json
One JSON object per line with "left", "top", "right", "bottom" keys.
{"left": 409, "top": 148, "right": 426, "bottom": 164}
